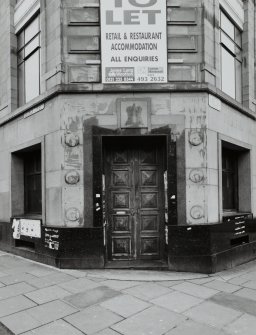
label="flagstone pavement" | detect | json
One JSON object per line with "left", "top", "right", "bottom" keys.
{"left": 0, "top": 251, "right": 256, "bottom": 334}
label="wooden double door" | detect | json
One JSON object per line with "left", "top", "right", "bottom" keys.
{"left": 104, "top": 137, "right": 165, "bottom": 261}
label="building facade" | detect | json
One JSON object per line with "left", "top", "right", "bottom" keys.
{"left": 0, "top": 0, "right": 256, "bottom": 273}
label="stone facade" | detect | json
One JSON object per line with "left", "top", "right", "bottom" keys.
{"left": 0, "top": 0, "right": 256, "bottom": 272}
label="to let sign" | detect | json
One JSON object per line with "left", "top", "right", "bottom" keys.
{"left": 101, "top": 0, "right": 167, "bottom": 84}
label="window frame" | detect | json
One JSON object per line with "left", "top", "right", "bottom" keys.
{"left": 24, "top": 149, "right": 42, "bottom": 215}
{"left": 220, "top": 9, "right": 242, "bottom": 102}
{"left": 11, "top": 141, "right": 44, "bottom": 220}
{"left": 17, "top": 13, "right": 41, "bottom": 106}
{"left": 219, "top": 137, "right": 252, "bottom": 221}
{"left": 222, "top": 147, "right": 239, "bottom": 211}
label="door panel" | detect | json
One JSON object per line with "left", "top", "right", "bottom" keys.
{"left": 105, "top": 138, "right": 165, "bottom": 261}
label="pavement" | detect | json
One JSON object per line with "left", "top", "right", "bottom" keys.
{"left": 0, "top": 252, "right": 256, "bottom": 334}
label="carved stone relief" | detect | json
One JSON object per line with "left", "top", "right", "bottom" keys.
{"left": 65, "top": 170, "right": 80, "bottom": 185}
{"left": 65, "top": 132, "right": 80, "bottom": 147}
{"left": 190, "top": 205, "right": 204, "bottom": 220}
{"left": 65, "top": 207, "right": 80, "bottom": 221}
{"left": 189, "top": 169, "right": 204, "bottom": 183}
{"left": 188, "top": 130, "right": 203, "bottom": 146}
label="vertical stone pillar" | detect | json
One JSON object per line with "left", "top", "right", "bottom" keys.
{"left": 242, "top": 0, "right": 255, "bottom": 111}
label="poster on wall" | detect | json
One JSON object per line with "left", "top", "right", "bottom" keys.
{"left": 101, "top": 0, "right": 167, "bottom": 84}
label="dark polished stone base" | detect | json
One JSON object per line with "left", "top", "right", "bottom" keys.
{"left": 1, "top": 217, "right": 256, "bottom": 273}
{"left": 0, "top": 223, "right": 104, "bottom": 269}
{"left": 168, "top": 218, "right": 256, "bottom": 273}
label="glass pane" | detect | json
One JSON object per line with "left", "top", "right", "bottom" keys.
{"left": 24, "top": 150, "right": 42, "bottom": 214}
{"left": 24, "top": 36, "right": 40, "bottom": 57}
{"left": 221, "top": 12, "right": 235, "bottom": 40}
{"left": 25, "top": 16, "right": 39, "bottom": 44}
{"left": 221, "top": 47, "right": 235, "bottom": 99}
{"left": 222, "top": 148, "right": 238, "bottom": 210}
{"left": 221, "top": 32, "right": 235, "bottom": 53}
{"left": 25, "top": 50, "right": 40, "bottom": 103}
{"left": 236, "top": 60, "right": 242, "bottom": 103}
{"left": 35, "top": 153, "right": 41, "bottom": 172}
{"left": 222, "top": 172, "right": 236, "bottom": 209}
{"left": 26, "top": 175, "right": 42, "bottom": 213}
{"left": 18, "top": 63, "right": 25, "bottom": 107}
{"left": 235, "top": 27, "right": 242, "bottom": 48}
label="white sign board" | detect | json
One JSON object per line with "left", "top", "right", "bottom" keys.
{"left": 20, "top": 219, "right": 41, "bottom": 238}
{"left": 101, "top": 0, "right": 167, "bottom": 84}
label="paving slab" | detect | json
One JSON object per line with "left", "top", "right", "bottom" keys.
{"left": 25, "top": 272, "right": 75, "bottom": 289}
{"left": 58, "top": 277, "right": 101, "bottom": 293}
{"left": 224, "top": 313, "right": 256, "bottom": 335}
{"left": 87, "top": 276, "right": 107, "bottom": 282}
{"left": 158, "top": 280, "right": 184, "bottom": 287}
{"left": 25, "top": 285, "right": 71, "bottom": 304}
{"left": 184, "top": 301, "right": 242, "bottom": 328}
{"left": 20, "top": 320, "right": 84, "bottom": 335}
{"left": 203, "top": 280, "right": 241, "bottom": 293}
{"left": 188, "top": 277, "right": 216, "bottom": 285}
{"left": 0, "top": 273, "right": 7, "bottom": 279}
{"left": 151, "top": 291, "right": 203, "bottom": 313}
{"left": 165, "top": 319, "right": 229, "bottom": 335}
{"left": 26, "top": 268, "right": 58, "bottom": 278}
{"left": 0, "top": 255, "right": 29, "bottom": 268}
{"left": 111, "top": 305, "right": 185, "bottom": 335}
{"left": 0, "top": 273, "right": 37, "bottom": 286}
{"left": 100, "top": 294, "right": 150, "bottom": 317}
{"left": 94, "top": 329, "right": 121, "bottom": 335}
{"left": 227, "top": 276, "right": 249, "bottom": 285}
{"left": 60, "top": 269, "right": 87, "bottom": 278}
{"left": 0, "top": 310, "right": 43, "bottom": 334}
{"left": 227, "top": 272, "right": 256, "bottom": 283}
{"left": 65, "top": 305, "right": 123, "bottom": 334}
{"left": 241, "top": 280, "right": 256, "bottom": 290}
{"left": 214, "top": 269, "right": 248, "bottom": 282}
{"left": 64, "top": 286, "right": 121, "bottom": 309}
{"left": 0, "top": 296, "right": 36, "bottom": 318}
{"left": 234, "top": 287, "right": 256, "bottom": 301}
{"left": 210, "top": 292, "right": 256, "bottom": 317}
{"left": 100, "top": 279, "right": 141, "bottom": 290}
{"left": 171, "top": 282, "right": 219, "bottom": 299}
{"left": 0, "top": 282, "right": 35, "bottom": 300}
{"left": 123, "top": 282, "right": 172, "bottom": 301}
{"left": 24, "top": 300, "right": 78, "bottom": 324}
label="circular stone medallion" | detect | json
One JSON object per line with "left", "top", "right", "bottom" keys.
{"left": 65, "top": 170, "right": 80, "bottom": 185}
{"left": 189, "top": 131, "right": 203, "bottom": 146}
{"left": 65, "top": 207, "right": 80, "bottom": 221}
{"left": 189, "top": 169, "right": 204, "bottom": 183}
{"left": 190, "top": 205, "right": 204, "bottom": 220}
{"left": 65, "top": 133, "right": 79, "bottom": 147}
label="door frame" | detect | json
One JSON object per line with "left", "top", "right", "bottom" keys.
{"left": 91, "top": 126, "right": 177, "bottom": 265}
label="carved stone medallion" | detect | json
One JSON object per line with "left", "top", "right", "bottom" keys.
{"left": 65, "top": 170, "right": 80, "bottom": 185}
{"left": 65, "top": 132, "right": 79, "bottom": 147}
{"left": 189, "top": 169, "right": 204, "bottom": 183}
{"left": 188, "top": 131, "right": 203, "bottom": 146}
{"left": 65, "top": 207, "right": 80, "bottom": 221}
{"left": 190, "top": 205, "right": 204, "bottom": 220}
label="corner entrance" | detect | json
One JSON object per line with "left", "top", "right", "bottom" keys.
{"left": 103, "top": 136, "right": 166, "bottom": 263}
